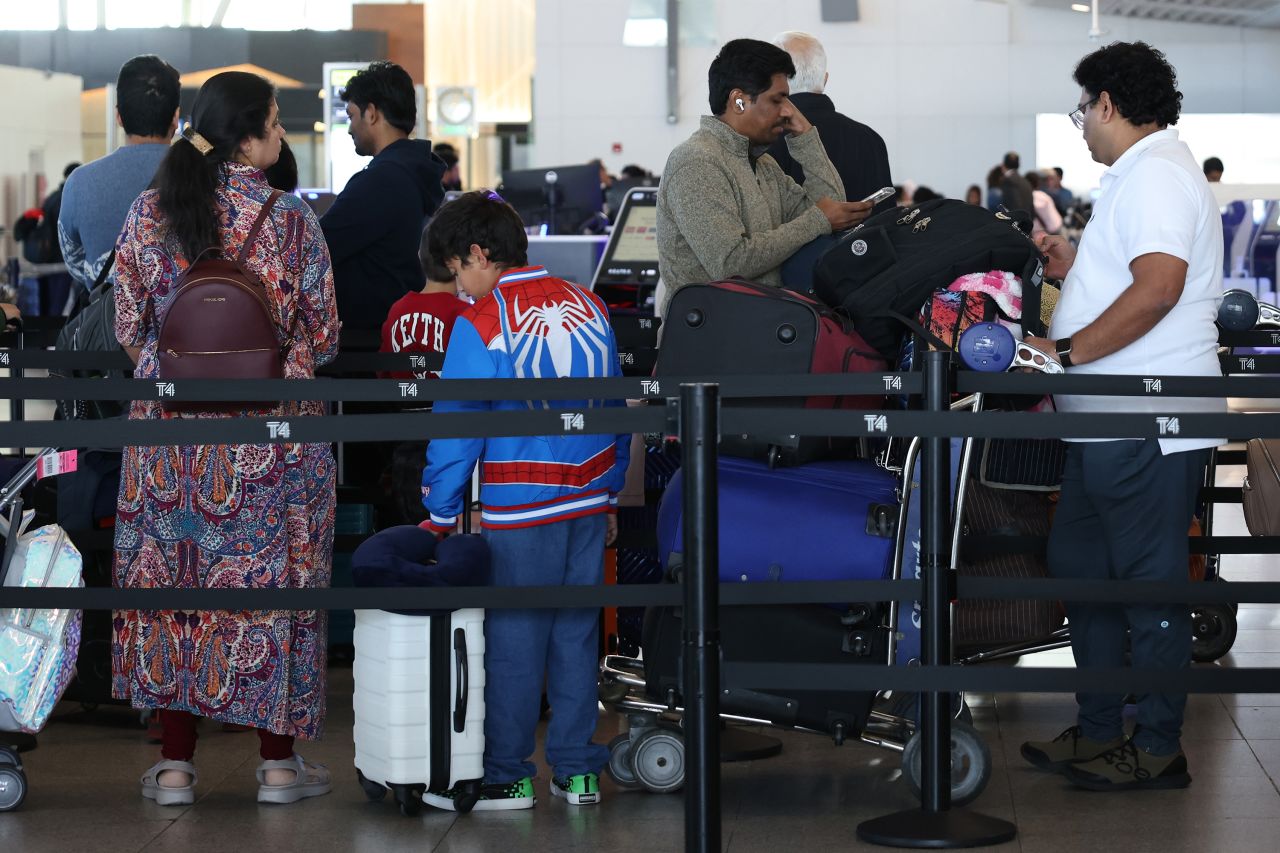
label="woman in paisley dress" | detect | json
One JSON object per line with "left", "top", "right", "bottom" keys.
{"left": 111, "top": 71, "right": 340, "bottom": 806}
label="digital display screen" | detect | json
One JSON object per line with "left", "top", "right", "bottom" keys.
{"left": 608, "top": 205, "right": 658, "bottom": 263}
{"left": 327, "top": 66, "right": 366, "bottom": 195}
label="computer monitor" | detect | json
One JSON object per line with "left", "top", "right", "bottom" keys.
{"left": 499, "top": 164, "right": 604, "bottom": 235}
{"left": 591, "top": 186, "right": 661, "bottom": 376}
{"left": 296, "top": 188, "right": 336, "bottom": 218}
{"left": 591, "top": 186, "right": 660, "bottom": 312}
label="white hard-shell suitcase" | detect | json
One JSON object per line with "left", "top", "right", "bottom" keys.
{"left": 352, "top": 608, "right": 485, "bottom": 815}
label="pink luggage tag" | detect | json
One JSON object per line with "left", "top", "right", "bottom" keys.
{"left": 36, "top": 450, "right": 78, "bottom": 480}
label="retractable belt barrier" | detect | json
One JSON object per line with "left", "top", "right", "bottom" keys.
{"left": 3, "top": 359, "right": 1280, "bottom": 694}
{"left": 8, "top": 341, "right": 1280, "bottom": 851}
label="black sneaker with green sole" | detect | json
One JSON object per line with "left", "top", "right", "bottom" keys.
{"left": 551, "top": 773, "right": 600, "bottom": 805}
{"left": 424, "top": 776, "right": 536, "bottom": 812}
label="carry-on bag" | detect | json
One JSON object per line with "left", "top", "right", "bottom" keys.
{"left": 0, "top": 509, "right": 84, "bottom": 734}
{"left": 656, "top": 456, "right": 898, "bottom": 584}
{"left": 813, "top": 199, "right": 1046, "bottom": 361}
{"left": 350, "top": 528, "right": 488, "bottom": 815}
{"left": 645, "top": 456, "right": 897, "bottom": 736}
{"left": 657, "top": 279, "right": 886, "bottom": 466}
{"left": 955, "top": 481, "right": 1062, "bottom": 647}
{"left": 1243, "top": 438, "right": 1280, "bottom": 537}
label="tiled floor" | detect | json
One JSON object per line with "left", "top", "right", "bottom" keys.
{"left": 3, "top": 462, "right": 1277, "bottom": 852}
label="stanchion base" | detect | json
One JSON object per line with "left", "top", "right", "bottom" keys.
{"left": 857, "top": 809, "right": 1016, "bottom": 849}
{"left": 720, "top": 726, "right": 783, "bottom": 762}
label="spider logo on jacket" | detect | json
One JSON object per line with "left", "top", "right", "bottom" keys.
{"left": 502, "top": 285, "right": 614, "bottom": 384}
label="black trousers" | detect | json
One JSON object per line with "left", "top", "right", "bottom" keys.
{"left": 1047, "top": 439, "right": 1209, "bottom": 755}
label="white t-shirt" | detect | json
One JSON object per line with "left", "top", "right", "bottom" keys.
{"left": 1048, "top": 128, "right": 1225, "bottom": 454}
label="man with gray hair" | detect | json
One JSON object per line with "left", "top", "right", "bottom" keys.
{"left": 767, "top": 31, "right": 894, "bottom": 213}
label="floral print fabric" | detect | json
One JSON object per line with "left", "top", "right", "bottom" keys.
{"left": 110, "top": 163, "right": 339, "bottom": 738}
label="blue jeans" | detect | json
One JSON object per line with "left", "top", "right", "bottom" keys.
{"left": 482, "top": 514, "right": 610, "bottom": 782}
{"left": 1048, "top": 440, "right": 1208, "bottom": 755}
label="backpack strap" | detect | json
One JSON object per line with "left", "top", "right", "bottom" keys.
{"left": 237, "top": 190, "right": 283, "bottom": 266}
{"left": 237, "top": 190, "right": 305, "bottom": 348}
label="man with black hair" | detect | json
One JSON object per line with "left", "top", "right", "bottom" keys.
{"left": 655, "top": 37, "right": 870, "bottom": 315}
{"left": 58, "top": 55, "right": 180, "bottom": 291}
{"left": 320, "top": 60, "right": 447, "bottom": 329}
{"left": 1020, "top": 41, "right": 1224, "bottom": 793}
{"left": 1203, "top": 156, "right": 1224, "bottom": 183}
{"left": 999, "top": 150, "right": 1035, "bottom": 216}
{"left": 434, "top": 142, "right": 462, "bottom": 191}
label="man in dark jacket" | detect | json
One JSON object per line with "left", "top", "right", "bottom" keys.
{"left": 767, "top": 31, "right": 894, "bottom": 215}
{"left": 321, "top": 61, "right": 447, "bottom": 330}
{"left": 999, "top": 151, "right": 1036, "bottom": 216}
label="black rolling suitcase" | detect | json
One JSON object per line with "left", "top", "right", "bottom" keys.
{"left": 657, "top": 279, "right": 886, "bottom": 466}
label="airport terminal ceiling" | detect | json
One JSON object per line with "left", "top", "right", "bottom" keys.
{"left": 1019, "top": 0, "right": 1280, "bottom": 28}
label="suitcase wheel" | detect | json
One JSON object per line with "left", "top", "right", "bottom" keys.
{"left": 355, "top": 768, "right": 387, "bottom": 802}
{"left": 605, "top": 733, "right": 641, "bottom": 789}
{"left": 630, "top": 726, "right": 685, "bottom": 794}
{"left": 1192, "top": 601, "right": 1238, "bottom": 663}
{"left": 0, "top": 749, "right": 26, "bottom": 812}
{"left": 392, "top": 783, "right": 424, "bottom": 816}
{"left": 452, "top": 779, "right": 482, "bottom": 814}
{"left": 901, "top": 720, "right": 991, "bottom": 807}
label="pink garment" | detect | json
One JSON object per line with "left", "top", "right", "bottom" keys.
{"left": 946, "top": 270, "right": 1023, "bottom": 323}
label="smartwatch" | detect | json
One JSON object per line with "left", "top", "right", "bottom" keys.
{"left": 1054, "top": 337, "right": 1074, "bottom": 369}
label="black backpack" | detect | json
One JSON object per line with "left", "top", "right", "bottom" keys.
{"left": 53, "top": 250, "right": 127, "bottom": 421}
{"left": 813, "top": 199, "right": 1047, "bottom": 360}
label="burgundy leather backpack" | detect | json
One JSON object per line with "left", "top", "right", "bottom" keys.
{"left": 156, "top": 190, "right": 295, "bottom": 413}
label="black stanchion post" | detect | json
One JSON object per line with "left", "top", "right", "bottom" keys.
{"left": 858, "top": 349, "right": 1017, "bottom": 849}
{"left": 680, "top": 382, "right": 720, "bottom": 853}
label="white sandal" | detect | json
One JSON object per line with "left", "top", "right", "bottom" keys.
{"left": 141, "top": 759, "right": 197, "bottom": 806}
{"left": 256, "top": 753, "right": 331, "bottom": 804}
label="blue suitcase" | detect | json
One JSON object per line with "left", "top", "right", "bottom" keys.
{"left": 657, "top": 457, "right": 898, "bottom": 583}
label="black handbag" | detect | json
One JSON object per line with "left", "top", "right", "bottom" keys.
{"left": 53, "top": 250, "right": 127, "bottom": 421}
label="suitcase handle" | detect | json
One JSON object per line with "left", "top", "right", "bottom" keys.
{"left": 453, "top": 627, "right": 468, "bottom": 733}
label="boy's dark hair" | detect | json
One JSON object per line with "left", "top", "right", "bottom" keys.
{"left": 427, "top": 191, "right": 528, "bottom": 271}
{"left": 433, "top": 145, "right": 459, "bottom": 170}
{"left": 116, "top": 55, "right": 181, "bottom": 138}
{"left": 1203, "top": 156, "right": 1224, "bottom": 176}
{"left": 1003, "top": 151, "right": 1020, "bottom": 170}
{"left": 707, "top": 39, "right": 795, "bottom": 115}
{"left": 1024, "top": 170, "right": 1041, "bottom": 190}
{"left": 1073, "top": 41, "right": 1182, "bottom": 127}
{"left": 340, "top": 61, "right": 416, "bottom": 135}
{"left": 418, "top": 220, "right": 458, "bottom": 282}
{"left": 1053, "top": 166, "right": 1065, "bottom": 179}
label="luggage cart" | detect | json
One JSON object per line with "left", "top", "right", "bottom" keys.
{"left": 598, "top": 391, "right": 1003, "bottom": 807}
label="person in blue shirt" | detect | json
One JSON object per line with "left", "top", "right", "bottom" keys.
{"left": 419, "top": 191, "right": 629, "bottom": 812}
{"left": 58, "top": 55, "right": 180, "bottom": 292}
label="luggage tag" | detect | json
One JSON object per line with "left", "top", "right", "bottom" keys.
{"left": 35, "top": 450, "right": 78, "bottom": 480}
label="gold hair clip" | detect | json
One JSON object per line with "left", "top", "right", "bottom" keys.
{"left": 181, "top": 127, "right": 214, "bottom": 156}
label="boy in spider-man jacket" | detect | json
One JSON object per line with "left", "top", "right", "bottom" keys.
{"left": 419, "top": 191, "right": 629, "bottom": 812}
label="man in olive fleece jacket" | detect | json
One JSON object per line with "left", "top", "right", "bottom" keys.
{"left": 656, "top": 38, "right": 871, "bottom": 318}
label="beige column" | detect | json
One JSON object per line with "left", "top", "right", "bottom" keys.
{"left": 424, "top": 0, "right": 535, "bottom": 189}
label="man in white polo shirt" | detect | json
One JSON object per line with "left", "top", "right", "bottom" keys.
{"left": 1018, "top": 41, "right": 1224, "bottom": 792}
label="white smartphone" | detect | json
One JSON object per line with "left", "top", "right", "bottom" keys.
{"left": 860, "top": 186, "right": 895, "bottom": 205}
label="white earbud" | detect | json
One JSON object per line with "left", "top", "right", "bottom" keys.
{"left": 735, "top": 98, "right": 745, "bottom": 112}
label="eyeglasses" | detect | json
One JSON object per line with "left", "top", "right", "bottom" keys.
{"left": 1069, "top": 95, "right": 1100, "bottom": 130}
